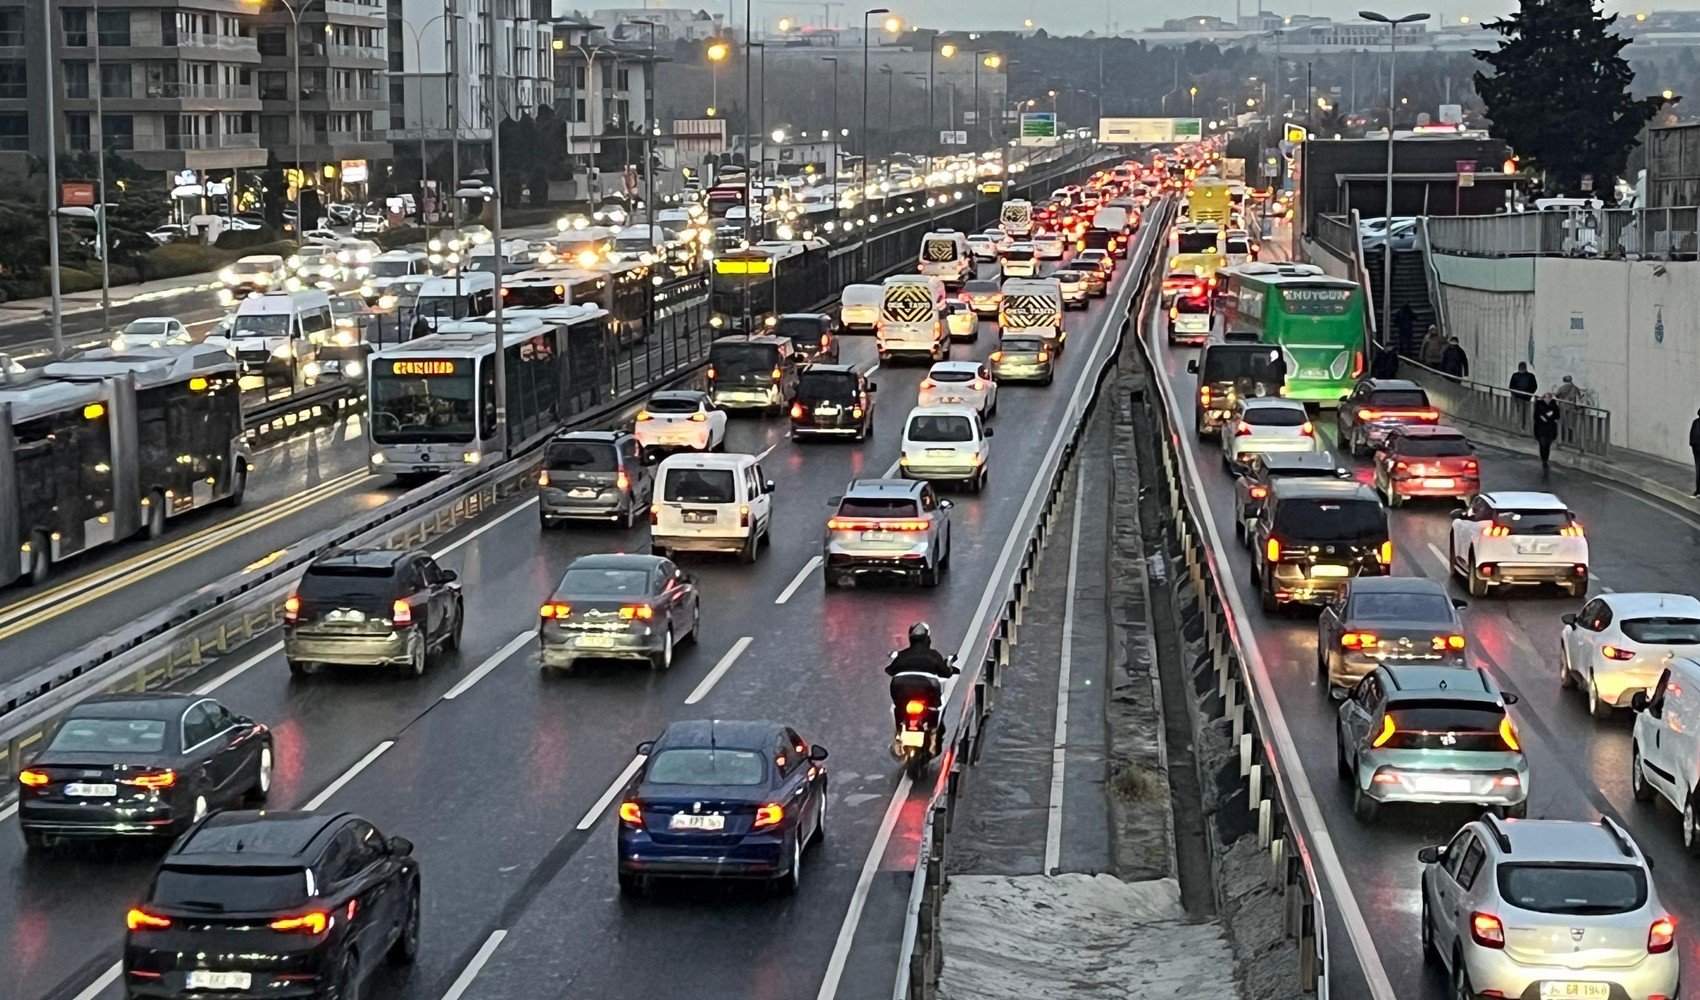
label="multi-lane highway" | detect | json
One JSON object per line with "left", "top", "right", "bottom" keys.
{"left": 1144, "top": 261, "right": 1700, "bottom": 998}
{"left": 0, "top": 204, "right": 1158, "bottom": 1000}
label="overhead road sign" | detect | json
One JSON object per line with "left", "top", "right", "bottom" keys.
{"left": 1096, "top": 117, "right": 1203, "bottom": 144}
{"left": 1019, "top": 112, "right": 1059, "bottom": 147}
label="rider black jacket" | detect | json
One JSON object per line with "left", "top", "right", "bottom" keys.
{"left": 886, "top": 644, "right": 952, "bottom": 678}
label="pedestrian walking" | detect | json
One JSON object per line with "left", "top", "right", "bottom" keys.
{"left": 1394, "top": 303, "right": 1415, "bottom": 358}
{"left": 1533, "top": 392, "right": 1560, "bottom": 471}
{"left": 1440, "top": 337, "right": 1470, "bottom": 379}
{"left": 1419, "top": 324, "right": 1447, "bottom": 367}
{"left": 1370, "top": 344, "right": 1400, "bottom": 379}
{"left": 1553, "top": 375, "right": 1582, "bottom": 405}
{"left": 1690, "top": 407, "right": 1700, "bottom": 496}
{"left": 1508, "top": 362, "right": 1537, "bottom": 398}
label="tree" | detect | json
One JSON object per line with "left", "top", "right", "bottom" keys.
{"left": 1475, "top": 0, "right": 1667, "bottom": 198}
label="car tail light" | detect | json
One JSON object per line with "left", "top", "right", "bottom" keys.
{"left": 970, "top": 379, "right": 985, "bottom": 391}
{"left": 821, "top": 333, "right": 831, "bottom": 348}
{"left": 1371, "top": 713, "right": 1397, "bottom": 748}
{"left": 1470, "top": 912, "right": 1505, "bottom": 948}
{"left": 539, "top": 470, "right": 551, "bottom": 487}
{"left": 1200, "top": 385, "right": 1211, "bottom": 406}
{"left": 127, "top": 908, "right": 171, "bottom": 931}
{"left": 1341, "top": 632, "right": 1377, "bottom": 649}
{"left": 828, "top": 517, "right": 928, "bottom": 531}
{"left": 905, "top": 699, "right": 928, "bottom": 716}
{"left": 616, "top": 471, "right": 630, "bottom": 492}
{"left": 618, "top": 800, "right": 642, "bottom": 827}
{"left": 920, "top": 378, "right": 936, "bottom": 389}
{"left": 1359, "top": 408, "right": 1382, "bottom": 420}
{"left": 1394, "top": 461, "right": 1409, "bottom": 472}
{"left": 1300, "top": 421, "right": 1314, "bottom": 436}
{"left": 19, "top": 769, "right": 48, "bottom": 787}
{"left": 1379, "top": 541, "right": 1393, "bottom": 565}
{"left": 1499, "top": 717, "right": 1521, "bottom": 751}
{"left": 1649, "top": 917, "right": 1677, "bottom": 954}
{"left": 1418, "top": 409, "right": 1439, "bottom": 420}
{"left": 1038, "top": 350, "right": 1050, "bottom": 362}
{"left": 706, "top": 366, "right": 716, "bottom": 381}
{"left": 649, "top": 504, "right": 660, "bottom": 526}
{"left": 1483, "top": 525, "right": 1510, "bottom": 538}
{"left": 739, "top": 504, "right": 751, "bottom": 528}
{"left": 284, "top": 594, "right": 300, "bottom": 624}
{"left": 1464, "top": 459, "right": 1479, "bottom": 472}
{"left": 635, "top": 410, "right": 652, "bottom": 421}
{"left": 392, "top": 599, "right": 413, "bottom": 627}
{"left": 619, "top": 605, "right": 655, "bottom": 621}
{"left": 989, "top": 351, "right": 1003, "bottom": 362}
{"left": 791, "top": 402, "right": 805, "bottom": 419}
{"left": 1561, "top": 524, "right": 1584, "bottom": 538}
{"left": 753, "top": 803, "right": 784, "bottom": 828}
{"left": 1265, "top": 538, "right": 1281, "bottom": 562}
{"left": 539, "top": 602, "right": 571, "bottom": 619}
{"left": 1602, "top": 645, "right": 1636, "bottom": 661}
{"left": 270, "top": 912, "right": 330, "bottom": 935}
{"left": 1249, "top": 485, "right": 1268, "bottom": 499}
{"left": 121, "top": 770, "right": 177, "bottom": 790}
{"left": 1352, "top": 351, "right": 1365, "bottom": 378}
{"left": 1235, "top": 422, "right": 1252, "bottom": 436}
{"left": 1433, "top": 635, "right": 1467, "bottom": 651}
{"left": 690, "top": 412, "right": 708, "bottom": 423}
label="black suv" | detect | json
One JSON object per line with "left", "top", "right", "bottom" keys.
{"left": 123, "top": 811, "right": 420, "bottom": 1000}
{"left": 773, "top": 313, "right": 841, "bottom": 365}
{"left": 1231, "top": 451, "right": 1348, "bottom": 545}
{"left": 790, "top": 365, "right": 877, "bottom": 441}
{"left": 1249, "top": 480, "right": 1391, "bottom": 613}
{"left": 1187, "top": 339, "right": 1287, "bottom": 438}
{"left": 284, "top": 549, "right": 464, "bottom": 679}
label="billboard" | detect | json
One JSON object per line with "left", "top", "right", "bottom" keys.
{"left": 673, "top": 117, "right": 728, "bottom": 154}
{"left": 1019, "top": 112, "right": 1059, "bottom": 147}
{"left": 1096, "top": 117, "right": 1203, "bottom": 144}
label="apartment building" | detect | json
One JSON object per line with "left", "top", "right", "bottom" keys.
{"left": 551, "top": 21, "right": 654, "bottom": 168}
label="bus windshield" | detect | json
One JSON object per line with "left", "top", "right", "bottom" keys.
{"left": 506, "top": 284, "right": 566, "bottom": 308}
{"left": 415, "top": 294, "right": 473, "bottom": 322}
{"left": 371, "top": 364, "right": 478, "bottom": 444}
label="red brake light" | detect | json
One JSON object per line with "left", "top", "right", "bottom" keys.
{"left": 791, "top": 402, "right": 805, "bottom": 419}
{"left": 1265, "top": 538, "right": 1281, "bottom": 562}
{"left": 618, "top": 605, "right": 654, "bottom": 621}
{"left": 1341, "top": 632, "right": 1377, "bottom": 649}
{"left": 1234, "top": 421, "right": 1252, "bottom": 436}
{"left": 1484, "top": 525, "right": 1511, "bottom": 538}
{"left": 1464, "top": 459, "right": 1479, "bottom": 472}
{"left": 1352, "top": 351, "right": 1365, "bottom": 378}
{"left": 1394, "top": 461, "right": 1408, "bottom": 471}
{"left": 649, "top": 503, "right": 660, "bottom": 526}
{"left": 1432, "top": 635, "right": 1467, "bottom": 651}
{"left": 1300, "top": 421, "right": 1314, "bottom": 436}
{"left": 904, "top": 699, "right": 927, "bottom": 716}
{"left": 920, "top": 378, "right": 936, "bottom": 389}
{"left": 753, "top": 803, "right": 784, "bottom": 828}
{"left": 1471, "top": 912, "right": 1505, "bottom": 949}
{"left": 392, "top": 599, "right": 413, "bottom": 626}
{"left": 619, "top": 800, "right": 642, "bottom": 826}
{"left": 828, "top": 517, "right": 929, "bottom": 532}
{"left": 18, "top": 769, "right": 48, "bottom": 787}
{"left": 1603, "top": 645, "right": 1636, "bottom": 661}
{"left": 1371, "top": 713, "right": 1397, "bottom": 748}
{"left": 121, "top": 770, "right": 177, "bottom": 790}
{"left": 270, "top": 912, "right": 330, "bottom": 935}
{"left": 820, "top": 333, "right": 830, "bottom": 348}
{"left": 616, "top": 471, "right": 630, "bottom": 492}
{"left": 284, "top": 594, "right": 300, "bottom": 623}
{"left": 540, "top": 602, "right": 571, "bottom": 619}
{"left": 1650, "top": 917, "right": 1677, "bottom": 954}
{"left": 1249, "top": 485, "right": 1268, "bottom": 499}
{"left": 127, "top": 908, "right": 172, "bottom": 931}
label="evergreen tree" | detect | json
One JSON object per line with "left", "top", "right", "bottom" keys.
{"left": 1474, "top": 0, "right": 1667, "bottom": 198}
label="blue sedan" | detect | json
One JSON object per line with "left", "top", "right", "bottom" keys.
{"left": 617, "top": 719, "right": 828, "bottom": 896}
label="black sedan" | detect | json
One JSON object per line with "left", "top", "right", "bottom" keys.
{"left": 18, "top": 694, "right": 272, "bottom": 851}
{"left": 617, "top": 719, "right": 828, "bottom": 896}
{"left": 1316, "top": 577, "right": 1468, "bottom": 698}
{"left": 539, "top": 554, "right": 701, "bottom": 672}
{"left": 1231, "top": 451, "right": 1350, "bottom": 545}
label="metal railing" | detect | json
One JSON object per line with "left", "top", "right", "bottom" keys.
{"left": 1427, "top": 207, "right": 1700, "bottom": 260}
{"left": 1313, "top": 213, "right": 1357, "bottom": 260}
{"left": 1396, "top": 359, "right": 1613, "bottom": 458}
{"left": 175, "top": 33, "right": 257, "bottom": 50}
{"left": 148, "top": 83, "right": 259, "bottom": 100}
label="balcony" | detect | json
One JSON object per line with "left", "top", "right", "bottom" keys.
{"left": 176, "top": 33, "right": 257, "bottom": 51}
{"left": 146, "top": 83, "right": 259, "bottom": 100}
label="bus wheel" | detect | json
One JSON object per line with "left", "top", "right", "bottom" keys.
{"left": 224, "top": 464, "right": 248, "bottom": 508}
{"left": 27, "top": 531, "right": 49, "bottom": 586}
{"left": 145, "top": 491, "right": 167, "bottom": 540}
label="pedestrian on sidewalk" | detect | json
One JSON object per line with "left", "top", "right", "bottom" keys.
{"left": 1508, "top": 362, "right": 1537, "bottom": 398}
{"left": 1370, "top": 343, "right": 1400, "bottom": 379}
{"left": 1533, "top": 392, "right": 1561, "bottom": 472}
{"left": 1394, "top": 303, "right": 1415, "bottom": 358}
{"left": 1419, "top": 324, "right": 1446, "bottom": 367}
{"left": 1440, "top": 337, "right": 1470, "bottom": 379}
{"left": 1690, "top": 407, "right": 1700, "bottom": 496}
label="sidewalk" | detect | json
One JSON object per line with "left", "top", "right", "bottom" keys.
{"left": 0, "top": 274, "right": 221, "bottom": 324}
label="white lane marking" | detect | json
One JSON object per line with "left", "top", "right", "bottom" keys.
{"left": 439, "top": 929, "right": 508, "bottom": 1000}
{"left": 1044, "top": 464, "right": 1086, "bottom": 875}
{"left": 576, "top": 754, "right": 648, "bottom": 830}
{"left": 302, "top": 741, "right": 393, "bottom": 811}
{"left": 1595, "top": 480, "right": 1700, "bottom": 532}
{"left": 683, "top": 636, "right": 754, "bottom": 705}
{"left": 196, "top": 642, "right": 283, "bottom": 694}
{"left": 435, "top": 496, "right": 539, "bottom": 558}
{"left": 775, "top": 556, "right": 823, "bottom": 605}
{"left": 70, "top": 962, "right": 121, "bottom": 1000}
{"left": 1426, "top": 542, "right": 1450, "bottom": 574}
{"left": 0, "top": 799, "right": 15, "bottom": 823}
{"left": 443, "top": 632, "right": 533, "bottom": 701}
{"left": 829, "top": 212, "right": 1159, "bottom": 1000}
{"left": 866, "top": 363, "right": 881, "bottom": 375}
{"left": 881, "top": 457, "right": 901, "bottom": 478}
{"left": 756, "top": 442, "right": 779, "bottom": 461}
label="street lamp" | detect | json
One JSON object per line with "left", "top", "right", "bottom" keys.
{"left": 707, "top": 38, "right": 729, "bottom": 116}
{"left": 1189, "top": 84, "right": 1198, "bottom": 115}
{"left": 820, "top": 56, "right": 841, "bottom": 208}
{"left": 244, "top": 0, "right": 325, "bottom": 236}
{"left": 861, "top": 7, "right": 897, "bottom": 268}
{"left": 397, "top": 10, "right": 467, "bottom": 232}
{"left": 632, "top": 19, "right": 661, "bottom": 366}
{"left": 1360, "top": 9, "right": 1430, "bottom": 346}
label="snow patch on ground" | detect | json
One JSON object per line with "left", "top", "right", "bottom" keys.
{"left": 937, "top": 873, "right": 1242, "bottom": 1000}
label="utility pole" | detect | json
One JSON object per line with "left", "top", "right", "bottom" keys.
{"left": 485, "top": 0, "right": 506, "bottom": 455}
{"left": 42, "top": 0, "right": 63, "bottom": 356}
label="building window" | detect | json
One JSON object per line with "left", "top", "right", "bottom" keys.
{"left": 258, "top": 70, "right": 287, "bottom": 101}
{"left": 616, "top": 68, "right": 629, "bottom": 90}
{"left": 63, "top": 112, "right": 90, "bottom": 151}
{"left": 0, "top": 60, "right": 22, "bottom": 99}
{"left": 0, "top": 9, "right": 21, "bottom": 46}
{"left": 99, "top": 61, "right": 131, "bottom": 98}
{"left": 96, "top": 10, "right": 129, "bottom": 47}
{"left": 257, "top": 29, "right": 287, "bottom": 56}
{"left": 0, "top": 112, "right": 29, "bottom": 149}
{"left": 61, "top": 8, "right": 87, "bottom": 46}
{"left": 64, "top": 61, "right": 90, "bottom": 99}
{"left": 102, "top": 114, "right": 133, "bottom": 150}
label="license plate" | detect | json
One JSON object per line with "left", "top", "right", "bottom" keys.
{"left": 669, "top": 812, "right": 725, "bottom": 831}
{"left": 186, "top": 972, "right": 252, "bottom": 991}
{"left": 1310, "top": 565, "right": 1349, "bottom": 578}
{"left": 926, "top": 448, "right": 954, "bottom": 456}
{"left": 1539, "top": 983, "right": 1610, "bottom": 1000}
{"left": 1413, "top": 775, "right": 1472, "bottom": 794}
{"left": 816, "top": 405, "right": 841, "bottom": 416}
{"left": 1422, "top": 478, "right": 1455, "bottom": 489}
{"left": 1517, "top": 541, "right": 1555, "bottom": 555}
{"left": 568, "top": 487, "right": 596, "bottom": 499}
{"left": 899, "top": 730, "right": 927, "bottom": 748}
{"left": 575, "top": 634, "right": 617, "bottom": 648}
{"left": 325, "top": 609, "right": 366, "bottom": 622}
{"left": 939, "top": 396, "right": 965, "bottom": 404}
{"left": 683, "top": 509, "right": 716, "bottom": 524}
{"left": 1301, "top": 368, "right": 1326, "bottom": 378}
{"left": 861, "top": 531, "right": 895, "bottom": 542}
{"left": 65, "top": 782, "right": 116, "bottom": 797}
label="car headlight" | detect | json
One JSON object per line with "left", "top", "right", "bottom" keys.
{"left": 219, "top": 268, "right": 236, "bottom": 284}
{"left": 271, "top": 342, "right": 294, "bottom": 359}
{"left": 110, "top": 335, "right": 128, "bottom": 351}
{"left": 379, "top": 294, "right": 397, "bottom": 310}
{"left": 360, "top": 284, "right": 375, "bottom": 297}
{"left": 371, "top": 451, "right": 387, "bottom": 465}
{"left": 344, "top": 360, "right": 363, "bottom": 379}
{"left": 333, "top": 330, "right": 357, "bottom": 347}
{"left": 301, "top": 361, "right": 321, "bottom": 379}
{"left": 255, "top": 273, "right": 271, "bottom": 284}
{"left": 462, "top": 450, "right": 481, "bottom": 464}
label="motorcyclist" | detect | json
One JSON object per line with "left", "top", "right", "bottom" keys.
{"left": 886, "top": 622, "right": 954, "bottom": 679}
{"left": 887, "top": 623, "right": 957, "bottom": 754}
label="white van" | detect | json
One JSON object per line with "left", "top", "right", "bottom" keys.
{"left": 361, "top": 250, "right": 430, "bottom": 306}
{"left": 917, "top": 230, "right": 972, "bottom": 288}
{"left": 877, "top": 276, "right": 949, "bottom": 361}
{"left": 900, "top": 404, "right": 993, "bottom": 492}
{"left": 650, "top": 453, "right": 775, "bottom": 563}
{"left": 840, "top": 284, "right": 883, "bottom": 332}
{"left": 998, "top": 200, "right": 1034, "bottom": 238}
{"left": 229, "top": 289, "right": 331, "bottom": 389}
{"left": 411, "top": 271, "right": 496, "bottom": 329}
{"left": 998, "top": 277, "right": 1066, "bottom": 351}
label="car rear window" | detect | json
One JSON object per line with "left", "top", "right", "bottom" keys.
{"left": 1350, "top": 593, "right": 1455, "bottom": 623}
{"left": 774, "top": 318, "right": 827, "bottom": 344}
{"left": 1272, "top": 499, "right": 1386, "bottom": 543}
{"left": 50, "top": 718, "right": 169, "bottom": 754}
{"left": 907, "top": 414, "right": 975, "bottom": 442}
{"left": 647, "top": 396, "right": 701, "bottom": 414}
{"left": 798, "top": 371, "right": 859, "bottom": 403}
{"left": 1175, "top": 296, "right": 1210, "bottom": 314}
{"left": 930, "top": 369, "right": 976, "bottom": 383}
{"left": 299, "top": 563, "right": 398, "bottom": 600}
{"left": 1054, "top": 270, "right": 1083, "bottom": 281}
{"left": 556, "top": 568, "right": 649, "bottom": 596}
{"left": 1201, "top": 348, "right": 1284, "bottom": 384}
{"left": 1243, "top": 406, "right": 1308, "bottom": 427}
{"left": 1381, "top": 703, "right": 1509, "bottom": 751}
{"left": 1003, "top": 249, "right": 1034, "bottom": 260}
{"left": 709, "top": 343, "right": 778, "bottom": 376}
{"left": 152, "top": 867, "right": 310, "bottom": 911}
{"left": 1620, "top": 617, "right": 1700, "bottom": 644}
{"left": 1497, "top": 864, "right": 1648, "bottom": 916}
{"left": 1493, "top": 509, "right": 1575, "bottom": 535}
{"left": 545, "top": 441, "right": 618, "bottom": 472}
{"left": 1002, "top": 337, "right": 1047, "bottom": 354}
{"left": 646, "top": 748, "right": 766, "bottom": 786}
{"left": 663, "top": 468, "right": 737, "bottom": 503}
{"left": 1396, "top": 436, "right": 1471, "bottom": 457}
{"left": 964, "top": 280, "right": 1000, "bottom": 294}
{"left": 1366, "top": 389, "right": 1430, "bottom": 408}
{"left": 838, "top": 497, "right": 920, "bottom": 519}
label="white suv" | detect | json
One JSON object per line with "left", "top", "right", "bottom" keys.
{"left": 1448, "top": 492, "right": 1589, "bottom": 598}
{"left": 1418, "top": 814, "right": 1677, "bottom": 1000}
{"left": 1562, "top": 593, "right": 1700, "bottom": 720}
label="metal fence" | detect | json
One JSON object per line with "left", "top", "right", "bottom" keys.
{"left": 1426, "top": 207, "right": 1700, "bottom": 260}
{"left": 1396, "top": 358, "right": 1613, "bottom": 458}
{"left": 1313, "top": 213, "right": 1357, "bottom": 260}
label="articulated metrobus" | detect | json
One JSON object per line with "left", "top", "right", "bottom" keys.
{"left": 1218, "top": 263, "right": 1368, "bottom": 405}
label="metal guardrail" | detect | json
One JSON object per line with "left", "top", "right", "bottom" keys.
{"left": 1395, "top": 358, "right": 1612, "bottom": 458}
{"left": 1426, "top": 207, "right": 1700, "bottom": 260}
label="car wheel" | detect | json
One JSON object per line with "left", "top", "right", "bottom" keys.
{"left": 650, "top": 629, "right": 674, "bottom": 671}
{"left": 1497, "top": 801, "right": 1528, "bottom": 819}
{"left": 540, "top": 511, "right": 556, "bottom": 531}
{"left": 246, "top": 747, "right": 273, "bottom": 804}
{"left": 920, "top": 555, "right": 941, "bottom": 588}
{"left": 777, "top": 833, "right": 803, "bottom": 897}
{"left": 683, "top": 608, "right": 701, "bottom": 644}
{"left": 1385, "top": 483, "right": 1403, "bottom": 509}
{"left": 1420, "top": 889, "right": 1440, "bottom": 965}
{"left": 1632, "top": 744, "right": 1655, "bottom": 802}
{"left": 397, "top": 639, "right": 427, "bottom": 679}
{"left": 813, "top": 784, "right": 828, "bottom": 845}
{"left": 1565, "top": 580, "right": 1587, "bottom": 598}
{"left": 287, "top": 658, "right": 313, "bottom": 678}
{"left": 1466, "top": 551, "right": 1489, "bottom": 598}
{"left": 1351, "top": 783, "right": 1380, "bottom": 823}
{"left": 333, "top": 954, "right": 361, "bottom": 1000}
{"left": 225, "top": 464, "right": 248, "bottom": 508}
{"left": 1559, "top": 644, "right": 1576, "bottom": 689}
{"left": 618, "top": 870, "right": 645, "bottom": 898}
{"left": 1451, "top": 955, "right": 1474, "bottom": 1000}
{"left": 1260, "top": 576, "right": 1278, "bottom": 614}
{"left": 387, "top": 886, "right": 420, "bottom": 965}
{"left": 446, "top": 608, "right": 463, "bottom": 652}
{"left": 1587, "top": 671, "right": 1613, "bottom": 720}
{"left": 1684, "top": 793, "right": 1700, "bottom": 856}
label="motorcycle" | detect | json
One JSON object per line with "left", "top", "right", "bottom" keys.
{"left": 889, "top": 655, "right": 956, "bottom": 778}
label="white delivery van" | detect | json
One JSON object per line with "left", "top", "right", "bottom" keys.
{"left": 917, "top": 230, "right": 973, "bottom": 288}
{"left": 877, "top": 277, "right": 949, "bottom": 362}
{"left": 411, "top": 271, "right": 497, "bottom": 330}
{"left": 650, "top": 453, "right": 775, "bottom": 563}
{"left": 998, "top": 200, "right": 1034, "bottom": 238}
{"left": 229, "top": 289, "right": 332, "bottom": 390}
{"left": 998, "top": 278, "right": 1066, "bottom": 352}
{"left": 361, "top": 250, "right": 430, "bottom": 307}
{"left": 840, "top": 284, "right": 883, "bottom": 332}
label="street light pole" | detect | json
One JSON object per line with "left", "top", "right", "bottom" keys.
{"left": 860, "top": 7, "right": 891, "bottom": 271}
{"left": 633, "top": 19, "right": 660, "bottom": 365}
{"left": 92, "top": 0, "right": 111, "bottom": 334}
{"left": 1360, "top": 9, "right": 1429, "bottom": 345}
{"left": 821, "top": 56, "right": 840, "bottom": 206}
{"left": 42, "top": 0, "right": 63, "bottom": 356}
{"left": 484, "top": 0, "right": 507, "bottom": 455}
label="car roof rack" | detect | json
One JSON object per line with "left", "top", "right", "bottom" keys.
{"left": 1481, "top": 812, "right": 1514, "bottom": 853}
{"left": 1598, "top": 816, "right": 1636, "bottom": 859}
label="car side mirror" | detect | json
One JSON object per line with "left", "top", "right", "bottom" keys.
{"left": 826, "top": 495, "right": 842, "bottom": 507}
{"left": 1416, "top": 845, "right": 1443, "bottom": 864}
{"left": 984, "top": 427, "right": 995, "bottom": 437}
{"left": 1452, "top": 598, "right": 1468, "bottom": 610}
{"left": 1631, "top": 691, "right": 1650, "bottom": 712}
{"left": 868, "top": 383, "right": 879, "bottom": 393}
{"left": 441, "top": 569, "right": 458, "bottom": 584}
{"left": 763, "top": 480, "right": 776, "bottom": 494}
{"left": 1500, "top": 692, "right": 1519, "bottom": 706}
{"left": 1449, "top": 509, "right": 1467, "bottom": 520}
{"left": 1339, "top": 394, "right": 1350, "bottom": 402}
{"left": 809, "top": 744, "right": 829, "bottom": 761}
{"left": 938, "top": 499, "right": 955, "bottom": 510}
{"left": 636, "top": 739, "right": 655, "bottom": 755}
{"left": 1335, "top": 468, "right": 1352, "bottom": 479}
{"left": 389, "top": 836, "right": 415, "bottom": 857}
{"left": 1561, "top": 613, "right": 1578, "bottom": 626}
{"left": 1186, "top": 359, "right": 1199, "bottom": 374}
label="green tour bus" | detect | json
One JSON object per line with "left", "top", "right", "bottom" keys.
{"left": 1218, "top": 263, "right": 1368, "bottom": 405}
